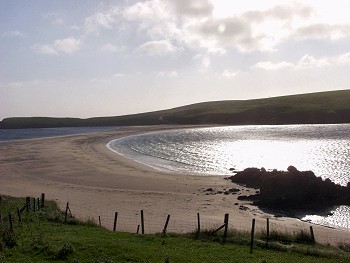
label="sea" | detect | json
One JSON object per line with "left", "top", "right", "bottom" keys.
{"left": 0, "top": 126, "right": 119, "bottom": 142}
{"left": 107, "top": 124, "right": 350, "bottom": 229}
{"left": 2, "top": 124, "right": 350, "bottom": 229}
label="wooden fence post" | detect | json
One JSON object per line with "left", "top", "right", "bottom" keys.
{"left": 37, "top": 198, "right": 40, "bottom": 210}
{"left": 223, "top": 213, "right": 229, "bottom": 244}
{"left": 99, "top": 216, "right": 102, "bottom": 227}
{"left": 33, "top": 198, "right": 36, "bottom": 212}
{"left": 113, "top": 212, "right": 118, "bottom": 232}
{"left": 310, "top": 226, "right": 315, "bottom": 243}
{"left": 137, "top": 225, "right": 140, "bottom": 234}
{"left": 197, "top": 213, "right": 201, "bottom": 235}
{"left": 26, "top": 197, "right": 31, "bottom": 212}
{"left": 250, "top": 218, "right": 256, "bottom": 254}
{"left": 41, "top": 193, "right": 45, "bottom": 208}
{"left": 141, "top": 210, "right": 145, "bottom": 234}
{"left": 9, "top": 213, "right": 13, "bottom": 232}
{"left": 0, "top": 213, "right": 3, "bottom": 235}
{"left": 64, "top": 202, "right": 69, "bottom": 223}
{"left": 17, "top": 207, "right": 22, "bottom": 223}
{"left": 163, "top": 214, "right": 171, "bottom": 235}
{"left": 266, "top": 218, "right": 270, "bottom": 248}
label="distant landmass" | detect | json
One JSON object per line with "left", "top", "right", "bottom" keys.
{"left": 1, "top": 89, "right": 350, "bottom": 129}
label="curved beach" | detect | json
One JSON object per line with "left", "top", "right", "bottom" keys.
{"left": 0, "top": 125, "right": 348, "bottom": 244}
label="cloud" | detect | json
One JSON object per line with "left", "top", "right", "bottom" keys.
{"left": 221, "top": 69, "right": 239, "bottom": 79}
{"left": 298, "top": 54, "right": 330, "bottom": 68}
{"left": 135, "top": 40, "right": 179, "bottom": 56}
{"left": 2, "top": 30, "right": 24, "bottom": 38}
{"left": 122, "top": 0, "right": 182, "bottom": 41}
{"left": 159, "top": 71, "right": 178, "bottom": 77}
{"left": 52, "top": 17, "right": 64, "bottom": 25}
{"left": 294, "top": 23, "right": 350, "bottom": 40}
{"left": 179, "top": 3, "right": 317, "bottom": 53}
{"left": 85, "top": 6, "right": 120, "bottom": 34}
{"left": 339, "top": 53, "right": 350, "bottom": 64}
{"left": 253, "top": 61, "right": 294, "bottom": 70}
{"left": 253, "top": 52, "right": 350, "bottom": 71}
{"left": 101, "top": 43, "right": 125, "bottom": 53}
{"left": 243, "top": 3, "right": 313, "bottom": 23}
{"left": 33, "top": 37, "right": 82, "bottom": 55}
{"left": 191, "top": 17, "right": 257, "bottom": 52}
{"left": 82, "top": 1, "right": 349, "bottom": 54}
{"left": 123, "top": 0, "right": 169, "bottom": 21}
{"left": 165, "top": 0, "right": 214, "bottom": 17}
{"left": 43, "top": 12, "right": 64, "bottom": 25}
{"left": 32, "top": 44, "right": 58, "bottom": 55}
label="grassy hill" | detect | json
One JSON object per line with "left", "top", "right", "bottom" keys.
{"left": 1, "top": 90, "right": 350, "bottom": 129}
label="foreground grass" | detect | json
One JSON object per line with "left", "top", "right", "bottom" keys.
{"left": 1, "top": 196, "right": 350, "bottom": 262}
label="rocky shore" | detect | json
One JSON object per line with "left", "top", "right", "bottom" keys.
{"left": 226, "top": 166, "right": 350, "bottom": 212}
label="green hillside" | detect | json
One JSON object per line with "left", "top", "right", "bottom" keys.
{"left": 1, "top": 90, "right": 350, "bottom": 128}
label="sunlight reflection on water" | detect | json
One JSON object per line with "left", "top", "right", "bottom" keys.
{"left": 302, "top": 206, "right": 350, "bottom": 229}
{"left": 108, "top": 124, "right": 350, "bottom": 230}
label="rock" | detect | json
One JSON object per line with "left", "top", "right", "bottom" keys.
{"left": 237, "top": 195, "right": 249, "bottom": 200}
{"left": 239, "top": 205, "right": 248, "bottom": 211}
{"left": 287, "top": 165, "right": 299, "bottom": 174}
{"left": 228, "top": 166, "right": 350, "bottom": 212}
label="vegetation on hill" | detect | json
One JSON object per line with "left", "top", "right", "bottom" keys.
{"left": 1, "top": 90, "right": 350, "bottom": 129}
{"left": 1, "top": 195, "right": 349, "bottom": 262}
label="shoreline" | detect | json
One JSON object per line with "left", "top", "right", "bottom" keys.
{"left": 0, "top": 125, "right": 349, "bottom": 244}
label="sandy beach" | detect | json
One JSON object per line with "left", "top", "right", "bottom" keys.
{"left": 0, "top": 125, "right": 349, "bottom": 245}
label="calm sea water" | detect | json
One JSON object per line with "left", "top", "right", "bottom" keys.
{"left": 107, "top": 124, "right": 350, "bottom": 229}
{"left": 0, "top": 126, "right": 119, "bottom": 142}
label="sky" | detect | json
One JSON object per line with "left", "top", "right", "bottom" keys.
{"left": 1, "top": 0, "right": 350, "bottom": 120}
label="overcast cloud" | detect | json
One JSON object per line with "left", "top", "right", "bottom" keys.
{"left": 1, "top": 0, "right": 350, "bottom": 119}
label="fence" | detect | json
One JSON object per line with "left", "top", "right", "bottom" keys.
{"left": 2, "top": 193, "right": 350, "bottom": 251}
{"left": 62, "top": 197, "right": 350, "bottom": 248}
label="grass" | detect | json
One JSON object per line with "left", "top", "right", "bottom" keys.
{"left": 1, "top": 195, "right": 350, "bottom": 262}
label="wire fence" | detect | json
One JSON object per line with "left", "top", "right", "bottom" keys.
{"left": 66, "top": 199, "right": 350, "bottom": 246}
{"left": 2, "top": 194, "right": 350, "bottom": 248}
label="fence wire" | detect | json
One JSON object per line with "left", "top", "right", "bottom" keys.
{"left": 64, "top": 199, "right": 350, "bottom": 246}
{"left": 2, "top": 195, "right": 350, "bottom": 247}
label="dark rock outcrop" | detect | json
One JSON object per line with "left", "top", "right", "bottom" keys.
{"left": 226, "top": 166, "right": 350, "bottom": 211}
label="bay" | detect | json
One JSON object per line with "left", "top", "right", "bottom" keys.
{"left": 0, "top": 126, "right": 119, "bottom": 142}
{"left": 108, "top": 124, "right": 350, "bottom": 185}
{"left": 108, "top": 124, "right": 350, "bottom": 230}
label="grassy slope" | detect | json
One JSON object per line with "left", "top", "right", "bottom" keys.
{"left": 160, "top": 89, "right": 350, "bottom": 125}
{"left": 1, "top": 90, "right": 350, "bottom": 128}
{"left": 1, "top": 196, "right": 349, "bottom": 262}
